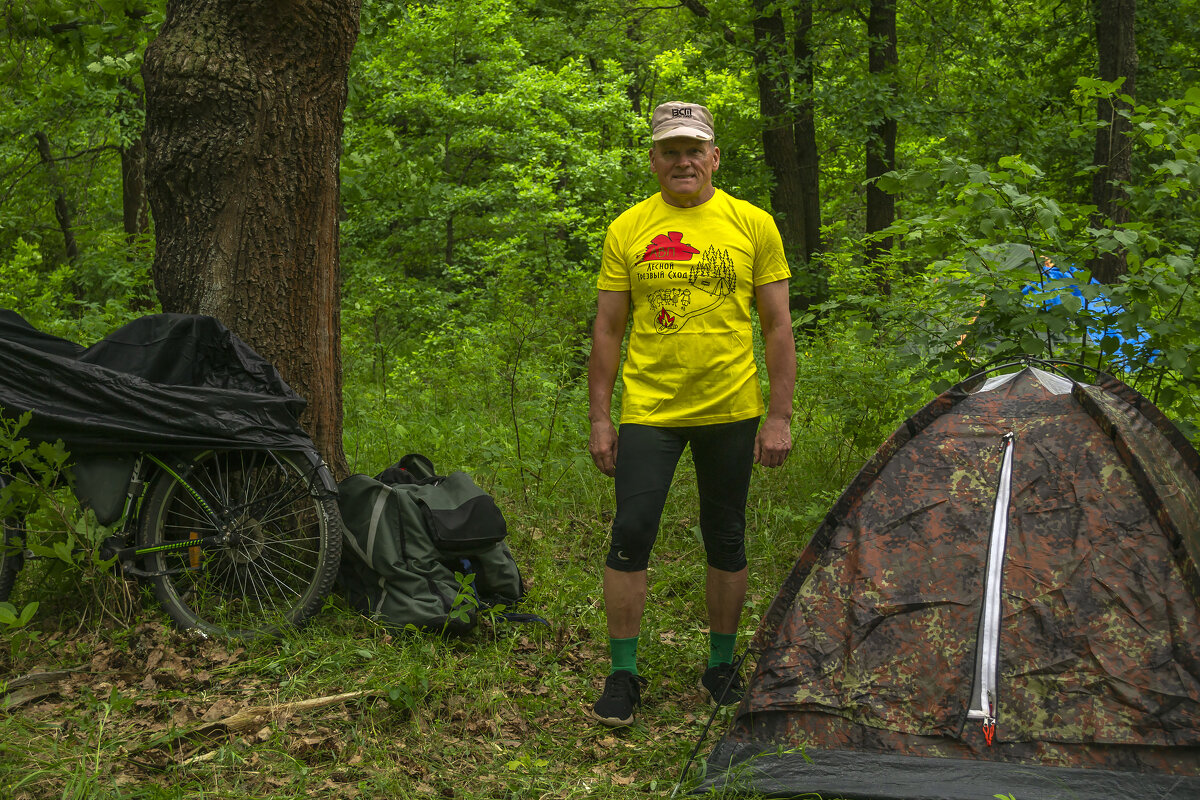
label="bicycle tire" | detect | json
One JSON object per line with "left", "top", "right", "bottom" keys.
{"left": 137, "top": 449, "right": 342, "bottom": 639}
{"left": 0, "top": 476, "right": 24, "bottom": 604}
{"left": 0, "top": 522, "right": 22, "bottom": 605}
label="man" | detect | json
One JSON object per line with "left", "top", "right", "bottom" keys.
{"left": 587, "top": 101, "right": 796, "bottom": 727}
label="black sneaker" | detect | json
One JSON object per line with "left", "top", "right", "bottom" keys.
{"left": 591, "top": 669, "right": 648, "bottom": 727}
{"left": 700, "top": 662, "right": 744, "bottom": 706}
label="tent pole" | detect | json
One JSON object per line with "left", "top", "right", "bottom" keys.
{"left": 670, "top": 648, "right": 750, "bottom": 798}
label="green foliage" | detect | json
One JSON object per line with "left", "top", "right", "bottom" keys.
{"left": 0, "top": 234, "right": 156, "bottom": 339}
{"left": 0, "top": 239, "right": 73, "bottom": 329}
{"left": 0, "top": 1, "right": 159, "bottom": 331}
{"left": 343, "top": 0, "right": 647, "bottom": 289}
{"left": 447, "top": 569, "right": 479, "bottom": 629}
{"left": 0, "top": 412, "right": 67, "bottom": 646}
{"left": 0, "top": 598, "right": 38, "bottom": 631}
{"left": 851, "top": 84, "right": 1200, "bottom": 434}
{"left": 342, "top": 259, "right": 599, "bottom": 512}
{"left": 0, "top": 411, "right": 139, "bottom": 642}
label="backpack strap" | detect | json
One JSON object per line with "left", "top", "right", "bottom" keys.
{"left": 339, "top": 483, "right": 392, "bottom": 571}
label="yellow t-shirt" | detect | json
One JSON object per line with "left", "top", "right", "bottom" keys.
{"left": 598, "top": 189, "right": 791, "bottom": 426}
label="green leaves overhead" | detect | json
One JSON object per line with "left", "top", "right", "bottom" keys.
{"left": 0, "top": 0, "right": 1197, "bottom": 451}
{"left": 343, "top": 0, "right": 645, "bottom": 289}
{"left": 0, "top": 0, "right": 160, "bottom": 327}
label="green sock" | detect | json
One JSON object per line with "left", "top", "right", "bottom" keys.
{"left": 708, "top": 632, "right": 737, "bottom": 668}
{"left": 609, "top": 636, "right": 639, "bottom": 676}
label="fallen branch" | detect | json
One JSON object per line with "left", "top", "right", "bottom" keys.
{"left": 1, "top": 670, "right": 78, "bottom": 710}
{"left": 3, "top": 669, "right": 77, "bottom": 690}
{"left": 183, "top": 689, "right": 382, "bottom": 740}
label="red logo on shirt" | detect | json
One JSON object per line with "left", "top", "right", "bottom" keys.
{"left": 640, "top": 231, "right": 699, "bottom": 263}
{"left": 656, "top": 307, "right": 676, "bottom": 329}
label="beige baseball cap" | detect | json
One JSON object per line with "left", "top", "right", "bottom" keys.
{"left": 650, "top": 101, "right": 715, "bottom": 142}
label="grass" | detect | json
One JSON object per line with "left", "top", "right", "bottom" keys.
{"left": 0, "top": 445, "right": 844, "bottom": 800}
{"left": 0, "top": 323, "right": 910, "bottom": 798}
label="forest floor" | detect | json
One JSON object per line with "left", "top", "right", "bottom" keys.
{"left": 0, "top": 499, "right": 796, "bottom": 799}
{"left": 1, "top": 614, "right": 728, "bottom": 798}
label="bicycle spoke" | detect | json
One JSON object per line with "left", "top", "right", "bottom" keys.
{"left": 138, "top": 450, "right": 338, "bottom": 638}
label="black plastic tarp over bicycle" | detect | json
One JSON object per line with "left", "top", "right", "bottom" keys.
{"left": 0, "top": 309, "right": 343, "bottom": 639}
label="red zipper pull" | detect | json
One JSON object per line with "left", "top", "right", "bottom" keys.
{"left": 982, "top": 696, "right": 996, "bottom": 745}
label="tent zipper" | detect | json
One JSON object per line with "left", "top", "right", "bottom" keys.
{"left": 967, "top": 431, "right": 1014, "bottom": 746}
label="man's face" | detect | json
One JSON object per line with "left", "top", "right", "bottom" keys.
{"left": 649, "top": 137, "right": 720, "bottom": 207}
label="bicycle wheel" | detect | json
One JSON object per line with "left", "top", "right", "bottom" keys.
{"left": 0, "top": 476, "right": 24, "bottom": 604}
{"left": 0, "top": 522, "right": 22, "bottom": 605}
{"left": 137, "top": 449, "right": 342, "bottom": 639}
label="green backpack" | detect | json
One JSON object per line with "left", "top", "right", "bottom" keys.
{"left": 336, "top": 455, "right": 526, "bottom": 634}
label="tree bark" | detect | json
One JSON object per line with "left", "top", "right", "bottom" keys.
{"left": 142, "top": 0, "right": 360, "bottom": 475}
{"left": 865, "top": 0, "right": 897, "bottom": 284}
{"left": 1088, "top": 0, "right": 1137, "bottom": 284}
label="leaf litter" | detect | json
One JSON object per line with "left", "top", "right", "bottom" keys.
{"left": 2, "top": 611, "right": 716, "bottom": 797}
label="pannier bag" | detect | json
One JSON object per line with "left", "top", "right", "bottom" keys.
{"left": 336, "top": 454, "right": 526, "bottom": 634}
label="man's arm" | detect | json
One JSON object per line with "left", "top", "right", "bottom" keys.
{"left": 588, "top": 289, "right": 631, "bottom": 477}
{"left": 754, "top": 279, "right": 795, "bottom": 467}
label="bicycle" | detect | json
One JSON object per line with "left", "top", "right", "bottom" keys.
{"left": 0, "top": 310, "right": 343, "bottom": 640}
{"left": 0, "top": 444, "right": 342, "bottom": 640}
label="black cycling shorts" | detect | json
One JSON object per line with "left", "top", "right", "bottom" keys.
{"left": 605, "top": 417, "right": 758, "bottom": 574}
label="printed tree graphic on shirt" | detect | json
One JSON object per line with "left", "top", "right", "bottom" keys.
{"left": 648, "top": 245, "right": 736, "bottom": 334}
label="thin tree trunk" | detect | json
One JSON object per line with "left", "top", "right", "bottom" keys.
{"left": 753, "top": 0, "right": 806, "bottom": 263}
{"left": 32, "top": 130, "right": 80, "bottom": 262}
{"left": 121, "top": 133, "right": 156, "bottom": 311}
{"left": 143, "top": 0, "right": 360, "bottom": 475}
{"left": 120, "top": 139, "right": 148, "bottom": 242}
{"left": 865, "top": 0, "right": 897, "bottom": 285}
{"left": 793, "top": 0, "right": 824, "bottom": 310}
{"left": 688, "top": 0, "right": 827, "bottom": 312}
{"left": 1088, "top": 0, "right": 1137, "bottom": 284}
{"left": 119, "top": 79, "right": 150, "bottom": 249}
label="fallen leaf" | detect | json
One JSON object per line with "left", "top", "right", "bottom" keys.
{"left": 201, "top": 698, "right": 237, "bottom": 722}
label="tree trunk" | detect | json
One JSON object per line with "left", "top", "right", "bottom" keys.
{"left": 1088, "top": 0, "right": 1137, "bottom": 284}
{"left": 119, "top": 79, "right": 150, "bottom": 249}
{"left": 32, "top": 130, "right": 80, "bottom": 263}
{"left": 682, "top": 0, "right": 825, "bottom": 311}
{"left": 142, "top": 0, "right": 360, "bottom": 475}
{"left": 120, "top": 137, "right": 148, "bottom": 243}
{"left": 865, "top": 0, "right": 897, "bottom": 284}
{"left": 793, "top": 0, "right": 824, "bottom": 309}
{"left": 121, "top": 133, "right": 156, "bottom": 311}
{"left": 752, "top": 0, "right": 806, "bottom": 261}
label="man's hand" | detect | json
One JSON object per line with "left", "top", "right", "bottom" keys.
{"left": 589, "top": 419, "right": 619, "bottom": 477}
{"left": 754, "top": 416, "right": 792, "bottom": 468}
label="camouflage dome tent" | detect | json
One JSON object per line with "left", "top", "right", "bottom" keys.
{"left": 697, "top": 362, "right": 1200, "bottom": 800}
